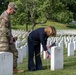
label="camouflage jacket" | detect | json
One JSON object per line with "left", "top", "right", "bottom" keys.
{"left": 0, "top": 11, "right": 12, "bottom": 51}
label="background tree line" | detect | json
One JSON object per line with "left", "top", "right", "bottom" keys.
{"left": 0, "top": 0, "right": 76, "bottom": 30}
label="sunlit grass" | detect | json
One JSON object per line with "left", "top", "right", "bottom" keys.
{"left": 12, "top": 20, "right": 76, "bottom": 30}
{"left": 14, "top": 47, "right": 76, "bottom": 75}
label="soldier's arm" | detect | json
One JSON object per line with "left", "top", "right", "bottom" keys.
{"left": 0, "top": 16, "right": 10, "bottom": 37}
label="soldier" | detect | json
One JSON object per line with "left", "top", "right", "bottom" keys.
{"left": 0, "top": 2, "right": 25, "bottom": 73}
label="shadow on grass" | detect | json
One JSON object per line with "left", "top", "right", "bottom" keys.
{"left": 43, "top": 65, "right": 50, "bottom": 70}
{"left": 12, "top": 27, "right": 18, "bottom": 29}
{"left": 64, "top": 61, "right": 76, "bottom": 69}
{"left": 66, "top": 25, "right": 76, "bottom": 29}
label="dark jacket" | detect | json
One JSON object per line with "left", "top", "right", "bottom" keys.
{"left": 28, "top": 28, "right": 48, "bottom": 51}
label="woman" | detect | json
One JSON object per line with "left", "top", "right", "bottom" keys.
{"left": 28, "top": 26, "right": 56, "bottom": 71}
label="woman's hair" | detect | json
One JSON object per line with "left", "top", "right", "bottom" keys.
{"left": 44, "top": 26, "right": 56, "bottom": 37}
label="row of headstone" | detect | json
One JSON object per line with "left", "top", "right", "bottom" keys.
{"left": 40, "top": 35, "right": 76, "bottom": 71}
{"left": 63, "top": 36, "right": 76, "bottom": 56}
{"left": 47, "top": 36, "right": 76, "bottom": 56}
{"left": 15, "top": 38, "right": 27, "bottom": 48}
{"left": 12, "top": 29, "right": 28, "bottom": 39}
{"left": 12, "top": 29, "right": 76, "bottom": 36}
{"left": 57, "top": 30, "right": 76, "bottom": 35}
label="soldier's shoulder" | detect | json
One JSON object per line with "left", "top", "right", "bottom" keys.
{"left": 0, "top": 11, "right": 9, "bottom": 21}
{"left": 1, "top": 11, "right": 8, "bottom": 17}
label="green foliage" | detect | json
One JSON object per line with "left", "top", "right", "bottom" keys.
{"left": 11, "top": 12, "right": 27, "bottom": 25}
{"left": 0, "top": 0, "right": 76, "bottom": 27}
{"left": 52, "top": 10, "right": 73, "bottom": 23}
{"left": 11, "top": 0, "right": 27, "bottom": 25}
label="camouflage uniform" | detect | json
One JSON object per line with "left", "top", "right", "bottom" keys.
{"left": 0, "top": 11, "right": 18, "bottom": 69}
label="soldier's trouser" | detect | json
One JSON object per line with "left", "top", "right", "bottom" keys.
{"left": 9, "top": 44, "right": 18, "bottom": 69}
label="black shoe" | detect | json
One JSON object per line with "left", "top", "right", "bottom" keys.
{"left": 29, "top": 67, "right": 36, "bottom": 71}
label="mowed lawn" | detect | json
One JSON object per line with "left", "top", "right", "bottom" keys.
{"left": 12, "top": 20, "right": 76, "bottom": 30}
{"left": 13, "top": 20, "right": 76, "bottom": 75}
{"left": 14, "top": 47, "right": 76, "bottom": 75}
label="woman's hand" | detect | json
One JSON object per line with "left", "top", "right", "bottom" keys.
{"left": 46, "top": 46, "right": 50, "bottom": 49}
{"left": 45, "top": 50, "right": 51, "bottom": 58}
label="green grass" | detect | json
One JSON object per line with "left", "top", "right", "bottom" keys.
{"left": 12, "top": 20, "right": 76, "bottom": 30}
{"left": 13, "top": 20, "right": 76, "bottom": 75}
{"left": 13, "top": 47, "right": 76, "bottom": 75}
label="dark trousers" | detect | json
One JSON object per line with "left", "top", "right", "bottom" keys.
{"left": 28, "top": 38, "right": 42, "bottom": 71}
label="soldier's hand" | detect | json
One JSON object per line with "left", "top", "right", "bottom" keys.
{"left": 10, "top": 36, "right": 14, "bottom": 44}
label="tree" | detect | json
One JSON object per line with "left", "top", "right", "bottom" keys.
{"left": 24, "top": 0, "right": 48, "bottom": 31}
{"left": 2, "top": 0, "right": 75, "bottom": 30}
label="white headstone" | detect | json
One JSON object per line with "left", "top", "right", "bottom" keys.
{"left": 51, "top": 46, "right": 63, "bottom": 70}
{"left": 40, "top": 44, "right": 43, "bottom": 55}
{"left": 68, "top": 41, "right": 74, "bottom": 56}
{"left": 58, "top": 39, "right": 63, "bottom": 50}
{"left": 22, "top": 45, "right": 27, "bottom": 58}
{"left": 43, "top": 51, "right": 46, "bottom": 59}
{"left": 17, "top": 48, "right": 23, "bottom": 64}
{"left": 15, "top": 38, "right": 21, "bottom": 48}
{"left": 0, "top": 52, "right": 13, "bottom": 75}
{"left": 73, "top": 41, "right": 76, "bottom": 50}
